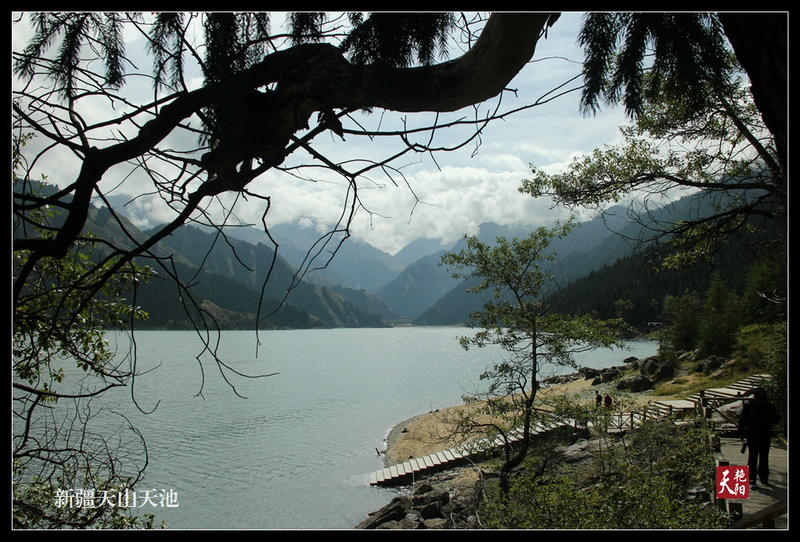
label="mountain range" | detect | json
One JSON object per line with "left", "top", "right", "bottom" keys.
{"left": 126, "top": 203, "right": 650, "bottom": 329}
{"left": 23, "top": 181, "right": 745, "bottom": 331}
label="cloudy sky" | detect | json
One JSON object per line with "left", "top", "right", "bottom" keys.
{"left": 13, "top": 12, "right": 631, "bottom": 255}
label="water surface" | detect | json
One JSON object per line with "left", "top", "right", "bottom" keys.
{"left": 68, "top": 327, "right": 658, "bottom": 529}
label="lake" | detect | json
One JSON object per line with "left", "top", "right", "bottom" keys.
{"left": 60, "top": 327, "right": 658, "bottom": 529}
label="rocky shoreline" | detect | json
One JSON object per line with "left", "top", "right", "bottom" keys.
{"left": 356, "top": 470, "right": 484, "bottom": 529}
{"left": 358, "top": 421, "right": 600, "bottom": 529}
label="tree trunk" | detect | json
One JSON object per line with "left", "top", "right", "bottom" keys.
{"left": 718, "top": 13, "right": 787, "bottom": 173}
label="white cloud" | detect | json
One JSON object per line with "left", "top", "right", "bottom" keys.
{"left": 479, "top": 153, "right": 529, "bottom": 172}
{"left": 337, "top": 165, "right": 568, "bottom": 254}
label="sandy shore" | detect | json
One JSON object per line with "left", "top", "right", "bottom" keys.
{"left": 383, "top": 376, "right": 678, "bottom": 466}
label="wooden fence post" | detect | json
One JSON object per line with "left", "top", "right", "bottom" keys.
{"left": 729, "top": 502, "right": 743, "bottom": 521}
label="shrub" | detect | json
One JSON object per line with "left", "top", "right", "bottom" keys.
{"left": 479, "top": 420, "right": 729, "bottom": 529}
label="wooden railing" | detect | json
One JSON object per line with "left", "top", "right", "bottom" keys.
{"left": 729, "top": 499, "right": 787, "bottom": 529}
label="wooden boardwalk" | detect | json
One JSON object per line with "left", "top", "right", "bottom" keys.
{"left": 367, "top": 421, "right": 564, "bottom": 486}
{"left": 606, "top": 374, "right": 772, "bottom": 432}
{"left": 366, "top": 374, "right": 776, "bottom": 488}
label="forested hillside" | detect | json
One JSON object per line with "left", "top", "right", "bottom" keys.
{"left": 414, "top": 190, "right": 785, "bottom": 330}
{"left": 132, "top": 224, "right": 394, "bottom": 329}
{"left": 546, "top": 233, "right": 783, "bottom": 327}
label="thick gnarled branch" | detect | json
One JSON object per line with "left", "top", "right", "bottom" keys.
{"left": 16, "top": 13, "right": 556, "bottom": 264}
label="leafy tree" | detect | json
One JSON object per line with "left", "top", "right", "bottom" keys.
{"left": 662, "top": 292, "right": 701, "bottom": 353}
{"left": 12, "top": 11, "right": 565, "bottom": 347}
{"left": 740, "top": 244, "right": 787, "bottom": 324}
{"left": 522, "top": 73, "right": 784, "bottom": 269}
{"left": 12, "top": 12, "right": 786, "bottom": 331}
{"left": 756, "top": 323, "right": 787, "bottom": 435}
{"left": 12, "top": 137, "right": 158, "bottom": 528}
{"left": 714, "top": 14, "right": 787, "bottom": 173}
{"left": 578, "top": 12, "right": 786, "bottom": 175}
{"left": 13, "top": 12, "right": 568, "bottom": 528}
{"left": 579, "top": 13, "right": 733, "bottom": 119}
{"left": 12, "top": 12, "right": 558, "bottom": 253}
{"left": 697, "top": 274, "right": 739, "bottom": 358}
{"left": 440, "top": 221, "right": 628, "bottom": 493}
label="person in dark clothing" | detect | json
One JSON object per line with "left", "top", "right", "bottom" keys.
{"left": 738, "top": 387, "right": 778, "bottom": 486}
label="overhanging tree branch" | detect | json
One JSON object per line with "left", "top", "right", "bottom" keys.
{"left": 14, "top": 13, "right": 557, "bottom": 261}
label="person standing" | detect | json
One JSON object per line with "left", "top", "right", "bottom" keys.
{"left": 603, "top": 394, "right": 613, "bottom": 409}
{"left": 738, "top": 387, "right": 778, "bottom": 486}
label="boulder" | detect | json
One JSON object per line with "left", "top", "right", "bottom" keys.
{"left": 358, "top": 475, "right": 470, "bottom": 529}
{"left": 413, "top": 482, "right": 435, "bottom": 496}
{"left": 357, "top": 496, "right": 410, "bottom": 529}
{"left": 616, "top": 374, "right": 654, "bottom": 392}
{"left": 560, "top": 439, "right": 596, "bottom": 463}
{"left": 412, "top": 484, "right": 449, "bottom": 511}
{"left": 418, "top": 501, "right": 444, "bottom": 520}
{"left": 654, "top": 362, "right": 675, "bottom": 381}
{"left": 679, "top": 350, "right": 700, "bottom": 362}
{"left": 639, "top": 355, "right": 674, "bottom": 382}
{"left": 600, "top": 369, "right": 621, "bottom": 382}
{"left": 697, "top": 356, "right": 724, "bottom": 375}
{"left": 579, "top": 367, "right": 601, "bottom": 380}
{"left": 639, "top": 356, "right": 660, "bottom": 378}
